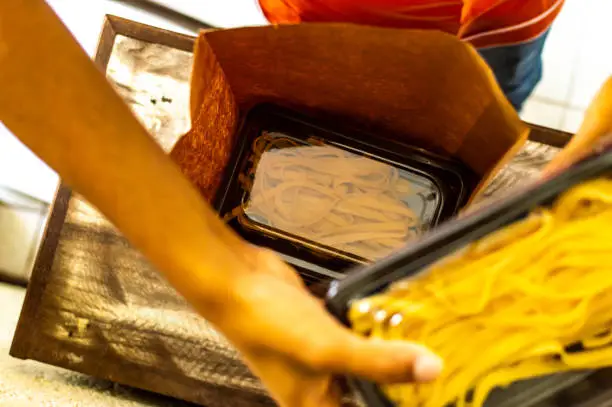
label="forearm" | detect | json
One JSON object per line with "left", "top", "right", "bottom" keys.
{"left": 0, "top": 0, "right": 252, "bottom": 321}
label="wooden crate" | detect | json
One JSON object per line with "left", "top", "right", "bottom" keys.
{"left": 10, "top": 15, "right": 578, "bottom": 407}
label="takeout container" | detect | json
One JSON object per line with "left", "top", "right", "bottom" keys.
{"left": 325, "top": 141, "right": 612, "bottom": 407}
{"left": 214, "top": 104, "right": 477, "bottom": 280}
{"left": 170, "top": 24, "right": 528, "bottom": 284}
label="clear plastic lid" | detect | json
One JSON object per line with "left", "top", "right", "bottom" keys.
{"left": 234, "top": 131, "right": 443, "bottom": 261}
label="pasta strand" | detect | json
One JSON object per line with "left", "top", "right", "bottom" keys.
{"left": 350, "top": 177, "right": 612, "bottom": 407}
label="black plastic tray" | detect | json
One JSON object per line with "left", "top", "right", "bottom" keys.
{"left": 215, "top": 104, "right": 478, "bottom": 285}
{"left": 325, "top": 146, "right": 612, "bottom": 407}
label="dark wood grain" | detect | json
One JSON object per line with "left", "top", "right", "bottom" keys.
{"left": 10, "top": 15, "right": 580, "bottom": 407}
{"left": 11, "top": 185, "right": 72, "bottom": 355}
{"left": 527, "top": 122, "right": 573, "bottom": 147}
{"left": 106, "top": 15, "right": 197, "bottom": 53}
{"left": 94, "top": 17, "right": 118, "bottom": 70}
{"left": 13, "top": 194, "right": 273, "bottom": 406}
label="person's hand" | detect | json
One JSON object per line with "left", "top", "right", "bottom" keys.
{"left": 218, "top": 249, "right": 443, "bottom": 407}
{"left": 0, "top": 4, "right": 440, "bottom": 405}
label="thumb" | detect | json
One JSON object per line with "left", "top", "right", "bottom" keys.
{"left": 317, "top": 328, "right": 443, "bottom": 384}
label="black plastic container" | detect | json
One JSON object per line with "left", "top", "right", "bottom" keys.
{"left": 326, "top": 144, "right": 612, "bottom": 407}
{"left": 215, "top": 104, "right": 478, "bottom": 285}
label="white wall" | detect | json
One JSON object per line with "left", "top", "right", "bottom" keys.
{"left": 520, "top": 0, "right": 612, "bottom": 132}
{"left": 0, "top": 123, "right": 59, "bottom": 203}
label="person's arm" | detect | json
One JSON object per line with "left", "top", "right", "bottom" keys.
{"left": 0, "top": 2, "right": 442, "bottom": 406}
{"left": 0, "top": 0, "right": 251, "bottom": 323}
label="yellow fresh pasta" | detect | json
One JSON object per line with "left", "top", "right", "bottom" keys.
{"left": 350, "top": 177, "right": 612, "bottom": 407}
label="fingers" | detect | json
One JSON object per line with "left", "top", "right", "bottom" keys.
{"left": 308, "top": 328, "right": 443, "bottom": 384}
{"left": 340, "top": 336, "right": 443, "bottom": 383}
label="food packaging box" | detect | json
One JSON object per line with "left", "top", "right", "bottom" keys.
{"left": 171, "top": 24, "right": 528, "bottom": 283}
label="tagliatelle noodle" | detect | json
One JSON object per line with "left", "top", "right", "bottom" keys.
{"left": 225, "top": 132, "right": 423, "bottom": 260}
{"left": 349, "top": 178, "right": 612, "bottom": 407}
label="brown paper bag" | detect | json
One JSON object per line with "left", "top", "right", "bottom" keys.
{"left": 170, "top": 23, "right": 528, "bottom": 204}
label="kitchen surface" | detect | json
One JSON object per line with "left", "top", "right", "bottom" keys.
{"left": 0, "top": 282, "right": 198, "bottom": 407}
{"left": 0, "top": 0, "right": 611, "bottom": 405}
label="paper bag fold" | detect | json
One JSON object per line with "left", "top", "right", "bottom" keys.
{"left": 171, "top": 24, "right": 528, "bottom": 203}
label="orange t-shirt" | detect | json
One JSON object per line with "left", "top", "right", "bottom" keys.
{"left": 258, "top": 0, "right": 564, "bottom": 48}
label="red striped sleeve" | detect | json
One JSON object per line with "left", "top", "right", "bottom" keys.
{"left": 461, "top": 0, "right": 564, "bottom": 47}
